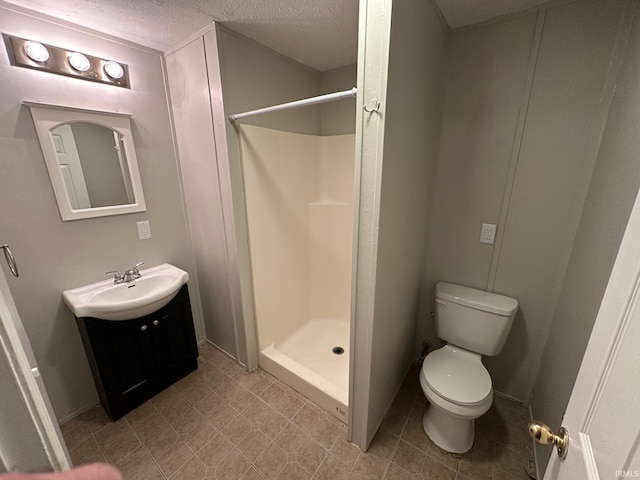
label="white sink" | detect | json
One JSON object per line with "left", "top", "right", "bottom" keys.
{"left": 63, "top": 263, "right": 189, "bottom": 320}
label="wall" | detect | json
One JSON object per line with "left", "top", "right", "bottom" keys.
{"left": 239, "top": 125, "right": 355, "bottom": 349}
{"left": 0, "top": 4, "right": 203, "bottom": 421}
{"left": 240, "top": 126, "right": 318, "bottom": 349}
{"left": 532, "top": 4, "right": 640, "bottom": 473}
{"left": 421, "top": 0, "right": 628, "bottom": 402}
{"left": 319, "top": 64, "right": 357, "bottom": 136}
{"left": 349, "top": 0, "right": 447, "bottom": 448}
{"left": 310, "top": 135, "right": 355, "bottom": 321}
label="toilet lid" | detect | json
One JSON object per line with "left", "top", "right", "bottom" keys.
{"left": 422, "top": 346, "right": 492, "bottom": 406}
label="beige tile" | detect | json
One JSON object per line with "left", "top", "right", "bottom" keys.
{"left": 197, "top": 434, "right": 235, "bottom": 467}
{"left": 170, "top": 455, "right": 207, "bottom": 480}
{"left": 116, "top": 446, "right": 164, "bottom": 480}
{"left": 62, "top": 424, "right": 93, "bottom": 451}
{"left": 128, "top": 413, "right": 169, "bottom": 442}
{"left": 237, "top": 430, "right": 271, "bottom": 462}
{"left": 222, "top": 415, "right": 252, "bottom": 445}
{"left": 292, "top": 403, "right": 322, "bottom": 433}
{"left": 68, "top": 436, "right": 100, "bottom": 466}
{"left": 494, "top": 445, "right": 529, "bottom": 478}
{"left": 144, "top": 424, "right": 179, "bottom": 458}
{"left": 156, "top": 442, "right": 195, "bottom": 477}
{"left": 194, "top": 391, "right": 225, "bottom": 417}
{"left": 235, "top": 369, "right": 275, "bottom": 395}
{"left": 275, "top": 462, "right": 312, "bottom": 480}
{"left": 171, "top": 408, "right": 206, "bottom": 436}
{"left": 492, "top": 468, "right": 531, "bottom": 480}
{"left": 384, "top": 463, "right": 413, "bottom": 480}
{"left": 458, "top": 455, "right": 497, "bottom": 480}
{"left": 400, "top": 418, "right": 431, "bottom": 451}
{"left": 369, "top": 430, "right": 399, "bottom": 460}
{"left": 214, "top": 448, "right": 251, "bottom": 480}
{"left": 310, "top": 416, "right": 342, "bottom": 449}
{"left": 179, "top": 381, "right": 215, "bottom": 406}
{"left": 204, "top": 404, "right": 239, "bottom": 430}
{"left": 258, "top": 409, "right": 288, "bottom": 439}
{"left": 295, "top": 437, "right": 327, "bottom": 475}
{"left": 426, "top": 444, "right": 461, "bottom": 471}
{"left": 185, "top": 421, "right": 218, "bottom": 454}
{"left": 419, "top": 455, "right": 456, "bottom": 480}
{"left": 274, "top": 423, "right": 308, "bottom": 453}
{"left": 241, "top": 467, "right": 267, "bottom": 480}
{"left": 254, "top": 442, "right": 287, "bottom": 479}
{"left": 241, "top": 398, "right": 273, "bottom": 423}
{"left": 352, "top": 452, "right": 390, "bottom": 480}
{"left": 73, "top": 405, "right": 112, "bottom": 434}
{"left": 392, "top": 440, "right": 425, "bottom": 474}
{"left": 331, "top": 430, "right": 361, "bottom": 469}
{"left": 315, "top": 453, "right": 352, "bottom": 480}
{"left": 380, "top": 409, "right": 408, "bottom": 437}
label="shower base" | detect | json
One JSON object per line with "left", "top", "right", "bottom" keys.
{"left": 260, "top": 318, "right": 349, "bottom": 423}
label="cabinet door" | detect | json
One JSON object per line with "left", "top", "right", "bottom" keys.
{"left": 84, "top": 317, "right": 159, "bottom": 420}
{"left": 149, "top": 285, "right": 198, "bottom": 385}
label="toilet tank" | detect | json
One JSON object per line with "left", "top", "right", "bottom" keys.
{"left": 435, "top": 282, "right": 518, "bottom": 356}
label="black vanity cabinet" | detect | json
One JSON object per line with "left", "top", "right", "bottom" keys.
{"left": 75, "top": 284, "right": 198, "bottom": 421}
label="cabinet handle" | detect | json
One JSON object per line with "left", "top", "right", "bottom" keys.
{"left": 140, "top": 325, "right": 148, "bottom": 331}
{"left": 153, "top": 320, "right": 159, "bottom": 326}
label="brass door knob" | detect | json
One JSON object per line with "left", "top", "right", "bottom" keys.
{"left": 528, "top": 421, "right": 569, "bottom": 460}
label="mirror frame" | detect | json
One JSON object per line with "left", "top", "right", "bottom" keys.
{"left": 25, "top": 102, "right": 147, "bottom": 221}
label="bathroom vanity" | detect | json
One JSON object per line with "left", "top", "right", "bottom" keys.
{"left": 74, "top": 284, "right": 198, "bottom": 420}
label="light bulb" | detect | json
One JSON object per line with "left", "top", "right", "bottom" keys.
{"left": 23, "top": 41, "right": 49, "bottom": 62}
{"left": 68, "top": 52, "right": 91, "bottom": 72}
{"left": 104, "top": 61, "right": 124, "bottom": 79}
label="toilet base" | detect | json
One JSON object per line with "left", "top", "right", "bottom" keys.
{"left": 423, "top": 404, "right": 474, "bottom": 454}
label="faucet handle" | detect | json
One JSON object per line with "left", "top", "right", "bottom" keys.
{"left": 106, "top": 271, "right": 124, "bottom": 283}
{"left": 132, "top": 262, "right": 144, "bottom": 278}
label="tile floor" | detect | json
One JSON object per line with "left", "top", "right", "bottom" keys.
{"left": 61, "top": 343, "right": 534, "bottom": 480}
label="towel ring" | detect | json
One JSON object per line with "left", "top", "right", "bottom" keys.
{"left": 1, "top": 244, "right": 19, "bottom": 277}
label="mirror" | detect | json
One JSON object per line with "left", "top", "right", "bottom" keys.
{"left": 26, "top": 102, "right": 146, "bottom": 220}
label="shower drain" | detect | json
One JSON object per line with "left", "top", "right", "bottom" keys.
{"left": 332, "top": 346, "right": 345, "bottom": 355}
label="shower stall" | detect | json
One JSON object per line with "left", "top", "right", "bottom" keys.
{"left": 237, "top": 122, "right": 355, "bottom": 422}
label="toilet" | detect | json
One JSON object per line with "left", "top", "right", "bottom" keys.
{"left": 420, "top": 282, "right": 518, "bottom": 453}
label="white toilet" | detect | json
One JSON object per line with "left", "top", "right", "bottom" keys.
{"left": 420, "top": 282, "right": 518, "bottom": 453}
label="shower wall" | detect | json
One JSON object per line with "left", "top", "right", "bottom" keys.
{"left": 239, "top": 125, "right": 355, "bottom": 349}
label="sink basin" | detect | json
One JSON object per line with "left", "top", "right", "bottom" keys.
{"left": 63, "top": 263, "right": 189, "bottom": 320}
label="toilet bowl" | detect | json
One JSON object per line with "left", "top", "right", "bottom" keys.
{"left": 419, "top": 282, "right": 518, "bottom": 453}
{"left": 420, "top": 345, "right": 492, "bottom": 453}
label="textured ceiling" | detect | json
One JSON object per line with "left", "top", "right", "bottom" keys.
{"left": 3, "top": 0, "right": 545, "bottom": 72}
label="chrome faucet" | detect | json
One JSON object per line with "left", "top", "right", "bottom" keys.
{"left": 106, "top": 262, "right": 144, "bottom": 284}
{"left": 122, "top": 262, "right": 144, "bottom": 282}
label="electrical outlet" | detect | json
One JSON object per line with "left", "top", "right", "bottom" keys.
{"left": 136, "top": 221, "right": 151, "bottom": 240}
{"left": 480, "top": 223, "right": 497, "bottom": 244}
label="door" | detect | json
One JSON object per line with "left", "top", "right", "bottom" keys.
{"left": 0, "top": 251, "right": 70, "bottom": 472}
{"left": 543, "top": 183, "right": 640, "bottom": 479}
{"left": 52, "top": 124, "right": 91, "bottom": 209}
{"left": 81, "top": 316, "right": 160, "bottom": 420}
{"left": 149, "top": 285, "right": 198, "bottom": 385}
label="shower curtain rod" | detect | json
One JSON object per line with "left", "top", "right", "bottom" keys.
{"left": 228, "top": 87, "right": 357, "bottom": 122}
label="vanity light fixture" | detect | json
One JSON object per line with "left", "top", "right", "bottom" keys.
{"left": 23, "top": 40, "right": 49, "bottom": 62}
{"left": 68, "top": 52, "right": 91, "bottom": 72}
{"left": 104, "top": 60, "right": 124, "bottom": 79}
{"left": 4, "top": 34, "right": 130, "bottom": 88}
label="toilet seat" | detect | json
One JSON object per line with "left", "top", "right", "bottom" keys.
{"left": 422, "top": 345, "right": 491, "bottom": 406}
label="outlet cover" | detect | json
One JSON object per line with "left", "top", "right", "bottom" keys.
{"left": 480, "top": 223, "right": 497, "bottom": 244}
{"left": 136, "top": 221, "right": 151, "bottom": 240}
